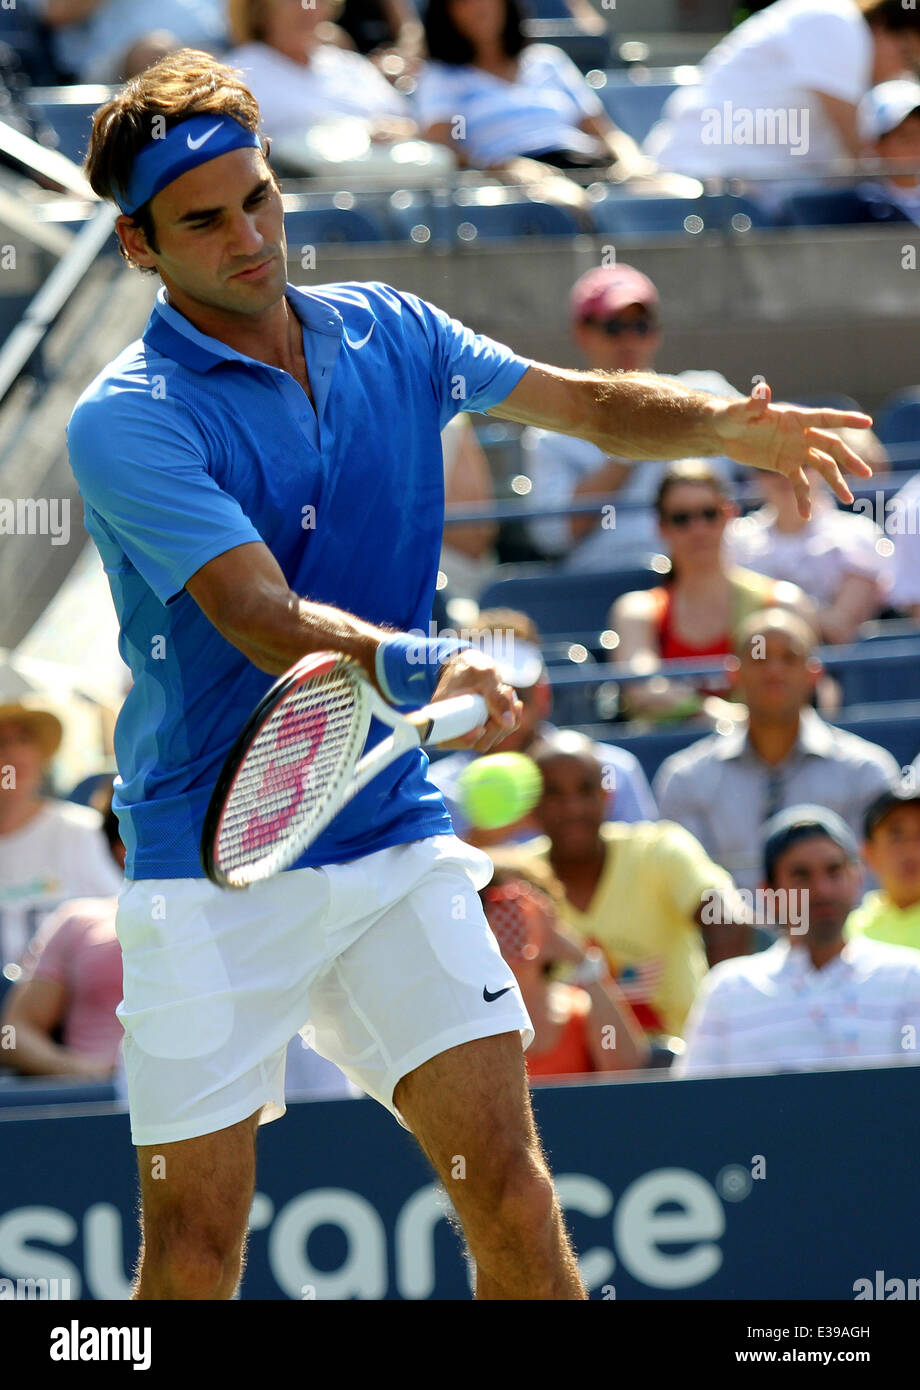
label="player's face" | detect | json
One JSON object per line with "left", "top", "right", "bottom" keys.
{"left": 864, "top": 805, "right": 920, "bottom": 900}
{"left": 0, "top": 720, "right": 44, "bottom": 797}
{"left": 737, "top": 632, "right": 815, "bottom": 722}
{"left": 533, "top": 753, "right": 606, "bottom": 859}
{"left": 770, "top": 838, "right": 859, "bottom": 944}
{"left": 574, "top": 302, "right": 661, "bottom": 373}
{"left": 127, "top": 148, "right": 288, "bottom": 316}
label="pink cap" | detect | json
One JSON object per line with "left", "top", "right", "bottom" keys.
{"left": 570, "top": 264, "right": 659, "bottom": 323}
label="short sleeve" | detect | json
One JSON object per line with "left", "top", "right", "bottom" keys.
{"left": 538, "top": 45, "right": 605, "bottom": 120}
{"left": 413, "top": 62, "right": 464, "bottom": 129}
{"left": 784, "top": 10, "right": 871, "bottom": 103}
{"left": 374, "top": 283, "right": 532, "bottom": 429}
{"left": 654, "top": 821, "right": 735, "bottom": 922}
{"left": 67, "top": 390, "right": 263, "bottom": 607}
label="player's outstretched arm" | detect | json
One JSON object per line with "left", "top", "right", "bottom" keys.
{"left": 488, "top": 364, "right": 874, "bottom": 518}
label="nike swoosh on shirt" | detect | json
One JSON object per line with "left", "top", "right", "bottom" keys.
{"left": 186, "top": 123, "right": 223, "bottom": 151}
{"left": 343, "top": 324, "right": 375, "bottom": 350}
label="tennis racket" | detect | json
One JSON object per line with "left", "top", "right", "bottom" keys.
{"left": 201, "top": 649, "right": 488, "bottom": 889}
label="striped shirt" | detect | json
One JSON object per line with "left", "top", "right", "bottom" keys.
{"left": 676, "top": 936, "right": 920, "bottom": 1077}
{"left": 413, "top": 44, "right": 604, "bottom": 166}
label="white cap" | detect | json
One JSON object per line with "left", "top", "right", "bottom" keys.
{"left": 859, "top": 80, "right": 920, "bottom": 142}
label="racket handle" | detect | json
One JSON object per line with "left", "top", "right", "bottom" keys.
{"left": 413, "top": 693, "right": 489, "bottom": 745}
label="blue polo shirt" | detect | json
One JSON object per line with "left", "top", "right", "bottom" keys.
{"left": 66, "top": 281, "right": 531, "bottom": 879}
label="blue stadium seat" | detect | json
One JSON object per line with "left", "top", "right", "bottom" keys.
{"left": 590, "top": 194, "right": 712, "bottom": 237}
{"left": 521, "top": 20, "right": 612, "bottom": 72}
{"left": 875, "top": 388, "right": 920, "bottom": 448}
{"left": 452, "top": 199, "right": 581, "bottom": 242}
{"left": 26, "top": 94, "right": 105, "bottom": 165}
{"left": 594, "top": 79, "right": 678, "bottom": 145}
{"left": 478, "top": 563, "right": 666, "bottom": 638}
{"left": 283, "top": 206, "right": 385, "bottom": 246}
{"left": 777, "top": 188, "right": 908, "bottom": 228}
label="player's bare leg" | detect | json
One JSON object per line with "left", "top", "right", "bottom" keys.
{"left": 394, "top": 1032, "right": 586, "bottom": 1300}
{"left": 132, "top": 1110, "right": 261, "bottom": 1299}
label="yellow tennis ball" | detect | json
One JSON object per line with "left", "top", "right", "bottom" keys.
{"left": 457, "top": 753, "right": 543, "bottom": 830}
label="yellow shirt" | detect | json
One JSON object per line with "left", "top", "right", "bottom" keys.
{"left": 846, "top": 893, "right": 920, "bottom": 952}
{"left": 525, "top": 821, "right": 733, "bottom": 1038}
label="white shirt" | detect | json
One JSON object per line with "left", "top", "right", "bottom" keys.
{"left": 676, "top": 936, "right": 920, "bottom": 1077}
{"left": 645, "top": 0, "right": 873, "bottom": 179}
{"left": 228, "top": 42, "right": 409, "bottom": 139}
{"left": 889, "top": 473, "right": 920, "bottom": 608}
{"left": 413, "top": 45, "right": 604, "bottom": 165}
{"left": 521, "top": 369, "right": 740, "bottom": 569}
{"left": 724, "top": 498, "right": 893, "bottom": 607}
{"left": 0, "top": 801, "right": 123, "bottom": 971}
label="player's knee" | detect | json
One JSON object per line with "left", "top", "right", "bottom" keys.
{"left": 488, "top": 1151, "right": 557, "bottom": 1246}
{"left": 143, "top": 1219, "right": 244, "bottom": 1298}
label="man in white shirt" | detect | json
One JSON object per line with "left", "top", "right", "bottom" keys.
{"left": 854, "top": 78, "right": 920, "bottom": 224}
{"left": 0, "top": 698, "right": 123, "bottom": 983}
{"left": 522, "top": 264, "right": 741, "bottom": 571}
{"left": 676, "top": 804, "right": 920, "bottom": 1077}
{"left": 644, "top": 0, "right": 920, "bottom": 208}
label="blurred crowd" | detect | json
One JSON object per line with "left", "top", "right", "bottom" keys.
{"left": 4, "top": 0, "right": 920, "bottom": 1097}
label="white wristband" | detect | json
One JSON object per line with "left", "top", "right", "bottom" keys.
{"left": 572, "top": 948, "right": 607, "bottom": 987}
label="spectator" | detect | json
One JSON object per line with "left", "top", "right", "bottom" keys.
{"left": 847, "top": 783, "right": 920, "bottom": 951}
{"left": 0, "top": 699, "right": 123, "bottom": 985}
{"left": 25, "top": 0, "right": 227, "bottom": 84}
{"left": 645, "top": 0, "right": 920, "bottom": 211}
{"left": 654, "top": 607, "right": 901, "bottom": 892}
{"left": 610, "top": 460, "right": 815, "bottom": 724}
{"left": 519, "top": 732, "right": 751, "bottom": 1040}
{"left": 480, "top": 857, "right": 649, "bottom": 1078}
{"left": 522, "top": 264, "right": 743, "bottom": 571}
{"left": 676, "top": 805, "right": 920, "bottom": 1077}
{"left": 439, "top": 413, "right": 499, "bottom": 603}
{"left": 724, "top": 456, "right": 893, "bottom": 644}
{"left": 851, "top": 78, "right": 920, "bottom": 223}
{"left": 888, "top": 469, "right": 920, "bottom": 618}
{"left": 226, "top": 0, "right": 416, "bottom": 143}
{"left": 414, "top": 0, "right": 650, "bottom": 186}
{"left": 0, "top": 793, "right": 124, "bottom": 1080}
{"left": 426, "top": 608, "right": 658, "bottom": 847}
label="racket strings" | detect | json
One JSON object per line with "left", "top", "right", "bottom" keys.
{"left": 216, "top": 667, "right": 363, "bottom": 879}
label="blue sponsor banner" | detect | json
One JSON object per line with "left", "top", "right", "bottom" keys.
{"left": 1, "top": 1065, "right": 918, "bottom": 1300}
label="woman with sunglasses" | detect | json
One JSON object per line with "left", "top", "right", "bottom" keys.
{"left": 609, "top": 460, "right": 816, "bottom": 725}
{"left": 480, "top": 858, "right": 649, "bottom": 1081}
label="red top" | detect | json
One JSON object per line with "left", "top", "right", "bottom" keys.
{"left": 527, "top": 987, "right": 595, "bottom": 1078}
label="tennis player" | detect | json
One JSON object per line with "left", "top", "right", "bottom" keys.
{"left": 68, "top": 50, "right": 873, "bottom": 1301}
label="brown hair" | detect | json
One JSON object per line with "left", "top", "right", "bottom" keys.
{"left": 654, "top": 458, "right": 731, "bottom": 519}
{"left": 856, "top": 0, "right": 920, "bottom": 30}
{"left": 84, "top": 49, "right": 266, "bottom": 268}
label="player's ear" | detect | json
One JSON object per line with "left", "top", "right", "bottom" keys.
{"left": 116, "top": 213, "right": 157, "bottom": 269}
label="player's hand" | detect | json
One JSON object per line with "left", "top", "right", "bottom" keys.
{"left": 430, "top": 649, "right": 522, "bottom": 752}
{"left": 711, "top": 381, "right": 874, "bottom": 519}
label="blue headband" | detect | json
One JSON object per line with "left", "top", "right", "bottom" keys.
{"left": 115, "top": 114, "right": 262, "bottom": 216}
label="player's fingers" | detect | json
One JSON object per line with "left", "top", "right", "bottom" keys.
{"left": 799, "top": 408, "right": 873, "bottom": 433}
{"left": 805, "top": 427, "right": 873, "bottom": 480}
{"left": 806, "top": 447, "right": 855, "bottom": 505}
{"left": 788, "top": 465, "right": 811, "bottom": 521}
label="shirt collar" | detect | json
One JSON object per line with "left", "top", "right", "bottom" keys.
{"left": 712, "top": 706, "right": 835, "bottom": 763}
{"left": 143, "top": 283, "right": 344, "bottom": 373}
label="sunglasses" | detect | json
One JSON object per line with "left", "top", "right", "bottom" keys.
{"left": 661, "top": 505, "right": 723, "bottom": 528}
{"left": 582, "top": 317, "right": 659, "bottom": 337}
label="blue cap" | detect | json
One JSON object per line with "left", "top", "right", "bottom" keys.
{"left": 762, "top": 804, "right": 859, "bottom": 883}
{"left": 115, "top": 114, "right": 262, "bottom": 216}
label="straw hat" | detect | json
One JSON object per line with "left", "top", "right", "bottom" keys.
{"left": 0, "top": 695, "right": 64, "bottom": 761}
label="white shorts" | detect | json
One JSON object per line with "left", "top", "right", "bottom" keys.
{"left": 115, "top": 834, "right": 533, "bottom": 1146}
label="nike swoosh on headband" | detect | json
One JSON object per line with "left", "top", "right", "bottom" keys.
{"left": 186, "top": 123, "right": 223, "bottom": 151}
